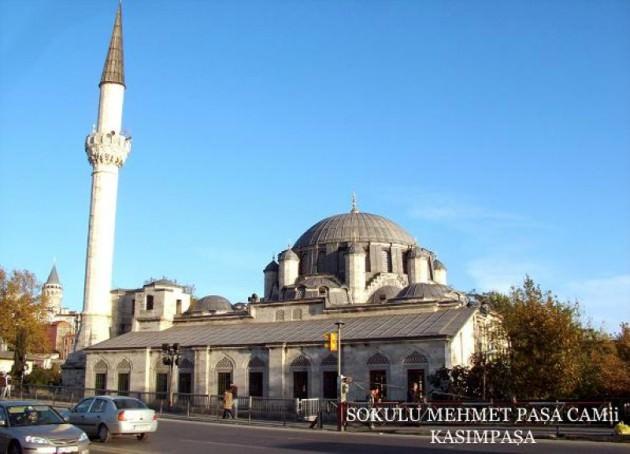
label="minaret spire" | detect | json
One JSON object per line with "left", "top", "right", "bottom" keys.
{"left": 100, "top": 3, "right": 125, "bottom": 87}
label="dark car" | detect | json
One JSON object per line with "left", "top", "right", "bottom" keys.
{"left": 0, "top": 400, "right": 90, "bottom": 453}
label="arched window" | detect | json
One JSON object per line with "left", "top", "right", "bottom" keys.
{"left": 299, "top": 253, "right": 308, "bottom": 275}
{"left": 382, "top": 249, "right": 392, "bottom": 273}
{"left": 292, "top": 308, "right": 302, "bottom": 320}
{"left": 215, "top": 357, "right": 232, "bottom": 395}
{"left": 365, "top": 249, "right": 371, "bottom": 272}
{"left": 316, "top": 250, "right": 326, "bottom": 274}
{"left": 337, "top": 247, "right": 348, "bottom": 281}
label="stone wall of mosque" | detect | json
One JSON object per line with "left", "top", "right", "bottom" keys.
{"left": 84, "top": 338, "right": 455, "bottom": 401}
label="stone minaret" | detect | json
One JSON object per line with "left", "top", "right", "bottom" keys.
{"left": 42, "top": 264, "right": 63, "bottom": 319}
{"left": 77, "top": 4, "right": 131, "bottom": 349}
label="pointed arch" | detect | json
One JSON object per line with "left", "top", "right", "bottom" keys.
{"left": 94, "top": 359, "right": 108, "bottom": 373}
{"left": 290, "top": 354, "right": 311, "bottom": 368}
{"left": 248, "top": 356, "right": 265, "bottom": 369}
{"left": 403, "top": 351, "right": 429, "bottom": 365}
{"left": 179, "top": 358, "right": 194, "bottom": 369}
{"left": 116, "top": 358, "right": 131, "bottom": 372}
{"left": 320, "top": 354, "right": 337, "bottom": 367}
{"left": 367, "top": 352, "right": 389, "bottom": 366}
{"left": 215, "top": 356, "right": 234, "bottom": 370}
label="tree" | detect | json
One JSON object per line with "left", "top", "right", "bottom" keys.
{"left": 488, "top": 277, "right": 583, "bottom": 399}
{"left": 0, "top": 266, "right": 50, "bottom": 380}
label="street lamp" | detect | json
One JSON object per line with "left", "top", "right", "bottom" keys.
{"left": 161, "top": 343, "right": 180, "bottom": 408}
{"left": 335, "top": 321, "right": 345, "bottom": 432}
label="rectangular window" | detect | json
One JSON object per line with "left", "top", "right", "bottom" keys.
{"left": 275, "top": 310, "right": 284, "bottom": 322}
{"left": 146, "top": 295, "right": 154, "bottom": 311}
{"left": 156, "top": 373, "right": 168, "bottom": 399}
{"left": 176, "top": 299, "right": 182, "bottom": 315}
{"left": 369, "top": 370, "right": 387, "bottom": 399}
{"left": 117, "top": 373, "right": 130, "bottom": 396}
{"left": 178, "top": 372, "right": 192, "bottom": 394}
{"left": 293, "top": 371, "right": 308, "bottom": 399}
{"left": 95, "top": 373, "right": 107, "bottom": 395}
{"left": 249, "top": 371, "right": 263, "bottom": 397}
{"left": 217, "top": 372, "right": 232, "bottom": 395}
{"left": 322, "top": 371, "right": 338, "bottom": 399}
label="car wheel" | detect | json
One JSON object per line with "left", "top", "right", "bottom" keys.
{"left": 8, "top": 441, "right": 22, "bottom": 454}
{"left": 98, "top": 424, "right": 111, "bottom": 443}
{"left": 137, "top": 433, "right": 149, "bottom": 441}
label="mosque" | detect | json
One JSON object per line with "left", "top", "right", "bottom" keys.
{"left": 62, "top": 4, "right": 497, "bottom": 401}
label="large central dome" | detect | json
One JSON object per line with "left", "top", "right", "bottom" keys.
{"left": 294, "top": 211, "right": 415, "bottom": 249}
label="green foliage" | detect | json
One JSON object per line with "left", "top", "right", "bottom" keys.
{"left": 25, "top": 364, "right": 62, "bottom": 386}
{"left": 429, "top": 277, "right": 630, "bottom": 400}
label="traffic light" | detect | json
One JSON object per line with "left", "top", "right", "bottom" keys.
{"left": 324, "top": 332, "right": 338, "bottom": 351}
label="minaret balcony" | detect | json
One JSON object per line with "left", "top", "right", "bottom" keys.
{"left": 85, "top": 130, "right": 132, "bottom": 168}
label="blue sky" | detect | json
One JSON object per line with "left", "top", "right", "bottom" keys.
{"left": 1, "top": 0, "right": 628, "bottom": 331}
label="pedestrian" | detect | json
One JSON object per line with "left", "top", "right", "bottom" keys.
{"left": 367, "top": 386, "right": 379, "bottom": 430}
{"left": 222, "top": 386, "right": 233, "bottom": 419}
{"left": 5, "top": 374, "right": 11, "bottom": 398}
{"left": 231, "top": 384, "right": 238, "bottom": 419}
{"left": 0, "top": 372, "right": 6, "bottom": 399}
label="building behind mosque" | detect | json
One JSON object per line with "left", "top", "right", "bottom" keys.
{"left": 62, "top": 5, "right": 498, "bottom": 401}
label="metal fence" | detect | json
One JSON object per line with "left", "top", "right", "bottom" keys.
{"left": 8, "top": 384, "right": 628, "bottom": 429}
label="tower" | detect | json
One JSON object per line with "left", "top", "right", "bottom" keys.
{"left": 77, "top": 4, "right": 131, "bottom": 349}
{"left": 42, "top": 264, "right": 63, "bottom": 319}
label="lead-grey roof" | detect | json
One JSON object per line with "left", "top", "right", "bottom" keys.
{"left": 100, "top": 4, "right": 125, "bottom": 87}
{"left": 86, "top": 307, "right": 475, "bottom": 350}
{"left": 397, "top": 283, "right": 455, "bottom": 300}
{"left": 189, "top": 295, "right": 233, "bottom": 313}
{"left": 294, "top": 212, "right": 415, "bottom": 249}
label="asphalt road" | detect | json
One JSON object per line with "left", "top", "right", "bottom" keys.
{"left": 88, "top": 419, "right": 629, "bottom": 454}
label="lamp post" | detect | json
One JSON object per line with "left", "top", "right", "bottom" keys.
{"left": 335, "top": 321, "right": 345, "bottom": 432}
{"left": 161, "top": 343, "right": 180, "bottom": 408}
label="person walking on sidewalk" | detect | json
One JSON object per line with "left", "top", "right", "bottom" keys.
{"left": 222, "top": 387, "right": 234, "bottom": 419}
{"left": 0, "top": 372, "right": 6, "bottom": 399}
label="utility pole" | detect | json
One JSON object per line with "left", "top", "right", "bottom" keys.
{"left": 335, "top": 321, "right": 345, "bottom": 432}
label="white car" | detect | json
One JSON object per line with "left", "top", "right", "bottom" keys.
{"left": 67, "top": 396, "right": 157, "bottom": 442}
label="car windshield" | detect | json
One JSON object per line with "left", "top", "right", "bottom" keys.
{"left": 113, "top": 399, "right": 147, "bottom": 410}
{"left": 6, "top": 405, "right": 64, "bottom": 427}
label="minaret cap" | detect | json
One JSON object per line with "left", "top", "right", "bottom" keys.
{"left": 100, "top": 3, "right": 125, "bottom": 87}
{"left": 45, "top": 264, "right": 61, "bottom": 286}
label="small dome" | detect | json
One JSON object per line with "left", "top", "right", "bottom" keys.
{"left": 279, "top": 249, "right": 299, "bottom": 261}
{"left": 264, "top": 260, "right": 279, "bottom": 272}
{"left": 433, "top": 259, "right": 446, "bottom": 270}
{"left": 397, "top": 283, "right": 453, "bottom": 300}
{"left": 191, "top": 295, "right": 233, "bottom": 313}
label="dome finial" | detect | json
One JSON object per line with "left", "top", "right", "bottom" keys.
{"left": 351, "top": 192, "right": 359, "bottom": 213}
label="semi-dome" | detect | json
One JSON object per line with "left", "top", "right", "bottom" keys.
{"left": 191, "top": 295, "right": 233, "bottom": 313}
{"left": 294, "top": 211, "right": 415, "bottom": 249}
